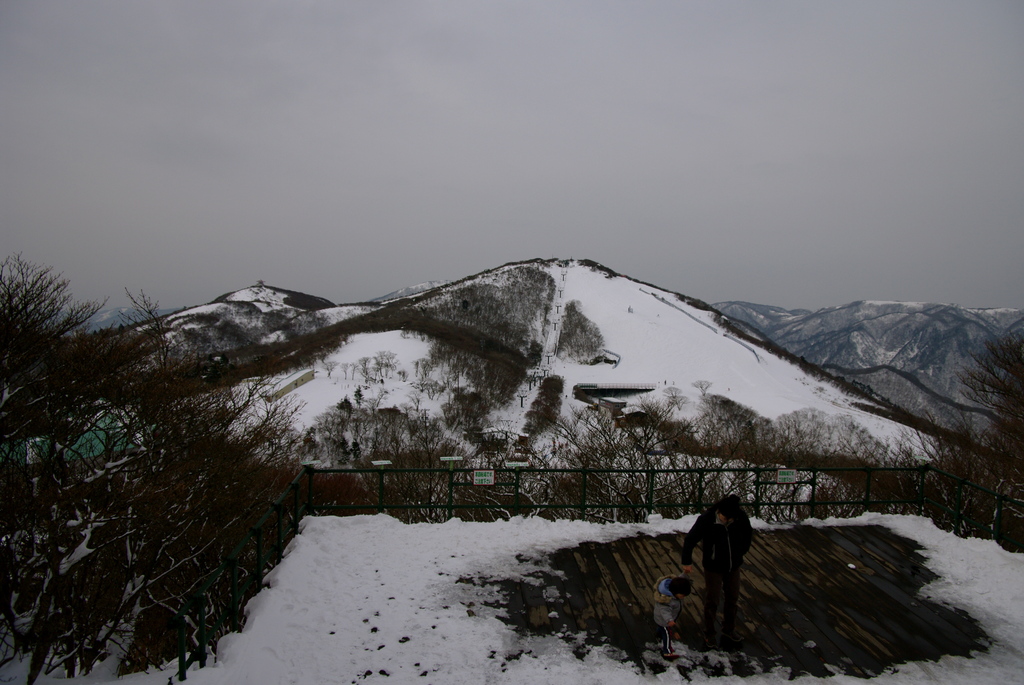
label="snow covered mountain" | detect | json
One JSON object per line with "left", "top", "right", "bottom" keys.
{"left": 715, "top": 300, "right": 1024, "bottom": 427}
{"left": 153, "top": 260, "right": 923, "bottom": 443}
{"left": 214, "top": 282, "right": 336, "bottom": 311}
{"left": 163, "top": 282, "right": 376, "bottom": 355}
{"left": 241, "top": 259, "right": 908, "bottom": 443}
{"left": 86, "top": 306, "right": 177, "bottom": 331}
{"left": 370, "top": 280, "right": 449, "bottom": 302}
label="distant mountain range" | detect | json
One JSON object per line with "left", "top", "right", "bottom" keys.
{"left": 714, "top": 300, "right": 1024, "bottom": 427}
{"left": 87, "top": 306, "right": 179, "bottom": 331}
{"left": 370, "top": 280, "right": 449, "bottom": 302}
{"left": 119, "top": 259, "right": 1022, "bottom": 434}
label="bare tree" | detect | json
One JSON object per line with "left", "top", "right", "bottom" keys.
{"left": 556, "top": 300, "right": 604, "bottom": 362}
{"left": 961, "top": 334, "right": 1024, "bottom": 492}
{"left": 356, "top": 356, "right": 374, "bottom": 384}
{"left": 549, "top": 399, "right": 694, "bottom": 522}
{"left": 122, "top": 289, "right": 174, "bottom": 367}
{"left": 0, "top": 259, "right": 298, "bottom": 682}
{"left": 692, "top": 380, "right": 712, "bottom": 397}
{"left": 373, "top": 350, "right": 398, "bottom": 380}
{"left": 692, "top": 394, "right": 767, "bottom": 461}
{"left": 663, "top": 386, "right": 688, "bottom": 411}
{"left": 0, "top": 255, "right": 101, "bottom": 448}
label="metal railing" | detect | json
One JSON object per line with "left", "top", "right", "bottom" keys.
{"left": 169, "top": 469, "right": 312, "bottom": 680}
{"left": 169, "top": 463, "right": 1023, "bottom": 680}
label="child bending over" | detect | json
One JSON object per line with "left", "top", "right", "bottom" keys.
{"left": 652, "top": 574, "right": 692, "bottom": 659}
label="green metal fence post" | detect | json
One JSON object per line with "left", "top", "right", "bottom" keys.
{"left": 580, "top": 470, "right": 588, "bottom": 520}
{"left": 447, "top": 468, "right": 454, "bottom": 520}
{"left": 995, "top": 494, "right": 1005, "bottom": 543}
{"left": 196, "top": 592, "right": 208, "bottom": 668}
{"left": 809, "top": 470, "right": 818, "bottom": 519}
{"left": 646, "top": 469, "right": 656, "bottom": 518}
{"left": 254, "top": 526, "right": 264, "bottom": 588}
{"left": 514, "top": 468, "right": 521, "bottom": 517}
{"left": 954, "top": 477, "right": 964, "bottom": 537}
{"left": 754, "top": 467, "right": 762, "bottom": 520}
{"left": 292, "top": 483, "right": 301, "bottom": 536}
{"left": 228, "top": 556, "right": 240, "bottom": 632}
{"left": 176, "top": 617, "right": 187, "bottom": 681}
{"left": 918, "top": 464, "right": 928, "bottom": 516}
{"left": 306, "top": 465, "right": 315, "bottom": 516}
{"left": 378, "top": 470, "right": 386, "bottom": 513}
{"left": 275, "top": 501, "right": 284, "bottom": 564}
{"left": 864, "top": 467, "right": 873, "bottom": 514}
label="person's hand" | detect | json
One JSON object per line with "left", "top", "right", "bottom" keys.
{"left": 683, "top": 565, "right": 693, "bottom": 574}
{"left": 667, "top": 621, "right": 676, "bottom": 628}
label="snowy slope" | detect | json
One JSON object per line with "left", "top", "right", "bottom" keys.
{"left": 542, "top": 264, "right": 896, "bottom": 435}
{"left": 284, "top": 261, "right": 903, "bottom": 440}
{"left": 371, "top": 280, "right": 449, "bottom": 302}
{"left": 216, "top": 283, "right": 337, "bottom": 311}
{"left": 165, "top": 284, "right": 376, "bottom": 354}
{"left": 223, "top": 285, "right": 296, "bottom": 312}
{"left": 290, "top": 330, "right": 434, "bottom": 428}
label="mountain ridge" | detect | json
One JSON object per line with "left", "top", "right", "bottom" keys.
{"left": 147, "top": 259, "right": 939, "bottom": 441}
{"left": 143, "top": 260, "right": 1014, "bottom": 433}
{"left": 715, "top": 299, "right": 1024, "bottom": 426}
{"left": 199, "top": 259, "right": 917, "bottom": 444}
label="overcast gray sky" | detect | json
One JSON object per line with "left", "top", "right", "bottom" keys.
{"left": 2, "top": 1, "right": 1022, "bottom": 311}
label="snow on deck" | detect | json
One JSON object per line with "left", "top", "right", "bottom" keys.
{"left": 56, "top": 512, "right": 1024, "bottom": 685}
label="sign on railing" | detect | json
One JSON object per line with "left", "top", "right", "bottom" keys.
{"left": 776, "top": 468, "right": 798, "bottom": 484}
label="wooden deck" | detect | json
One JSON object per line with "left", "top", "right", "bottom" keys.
{"left": 482, "top": 524, "right": 990, "bottom": 678}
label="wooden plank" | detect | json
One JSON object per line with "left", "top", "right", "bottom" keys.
{"left": 553, "top": 558, "right": 590, "bottom": 634}
{"left": 769, "top": 566, "right": 889, "bottom": 674}
{"left": 832, "top": 524, "right": 987, "bottom": 649}
{"left": 754, "top": 526, "right": 897, "bottom": 672}
{"left": 566, "top": 550, "right": 600, "bottom": 635}
{"left": 498, "top": 577, "right": 527, "bottom": 630}
{"left": 485, "top": 524, "right": 988, "bottom": 678}
{"left": 744, "top": 590, "right": 835, "bottom": 677}
{"left": 826, "top": 526, "right": 986, "bottom": 657}
{"left": 520, "top": 577, "right": 552, "bottom": 632}
{"left": 545, "top": 570, "right": 580, "bottom": 636}
{"left": 577, "top": 543, "right": 647, "bottom": 664}
{"left": 831, "top": 525, "right": 932, "bottom": 580}
{"left": 593, "top": 542, "right": 654, "bottom": 662}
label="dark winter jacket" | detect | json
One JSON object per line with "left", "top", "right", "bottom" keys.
{"left": 681, "top": 505, "right": 753, "bottom": 574}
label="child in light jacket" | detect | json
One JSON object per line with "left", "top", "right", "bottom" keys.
{"left": 652, "top": 574, "right": 692, "bottom": 659}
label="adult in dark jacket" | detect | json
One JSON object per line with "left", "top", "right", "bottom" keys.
{"left": 681, "top": 494, "right": 753, "bottom": 646}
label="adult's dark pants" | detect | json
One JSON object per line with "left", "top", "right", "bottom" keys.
{"left": 703, "top": 568, "right": 741, "bottom": 635}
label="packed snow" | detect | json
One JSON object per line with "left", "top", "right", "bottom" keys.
{"left": 224, "top": 286, "right": 297, "bottom": 311}
{"left": 166, "top": 302, "right": 231, "bottom": 322}
{"left": 17, "top": 512, "right": 1024, "bottom": 685}
{"left": 290, "top": 330, "right": 433, "bottom": 428}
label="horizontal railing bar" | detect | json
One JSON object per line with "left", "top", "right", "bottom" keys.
{"left": 1003, "top": 533, "right": 1024, "bottom": 549}
{"left": 312, "top": 498, "right": 921, "bottom": 512}
{"left": 325, "top": 466, "right": 924, "bottom": 475}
